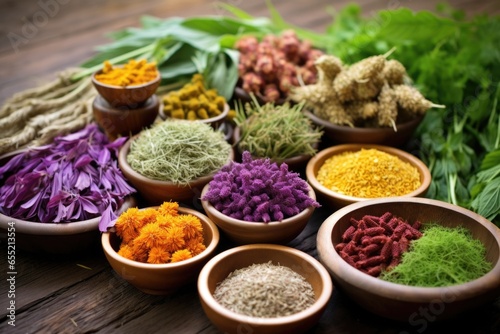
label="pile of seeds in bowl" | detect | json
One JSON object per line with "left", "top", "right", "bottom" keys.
{"left": 213, "top": 261, "right": 315, "bottom": 317}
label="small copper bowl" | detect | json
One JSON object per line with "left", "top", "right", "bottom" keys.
{"left": 91, "top": 69, "right": 161, "bottom": 108}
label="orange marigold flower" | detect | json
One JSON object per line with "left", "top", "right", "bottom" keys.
{"left": 139, "top": 208, "right": 158, "bottom": 225}
{"left": 147, "top": 247, "right": 171, "bottom": 264}
{"left": 170, "top": 249, "right": 193, "bottom": 263}
{"left": 134, "top": 222, "right": 170, "bottom": 250}
{"left": 176, "top": 214, "right": 204, "bottom": 240}
{"left": 156, "top": 214, "right": 174, "bottom": 230}
{"left": 158, "top": 201, "right": 179, "bottom": 216}
{"left": 115, "top": 207, "right": 143, "bottom": 244}
{"left": 185, "top": 239, "right": 206, "bottom": 256}
{"left": 164, "top": 225, "right": 186, "bottom": 253}
{"left": 117, "top": 243, "right": 135, "bottom": 260}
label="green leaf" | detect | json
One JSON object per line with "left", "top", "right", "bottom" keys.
{"left": 480, "top": 149, "right": 500, "bottom": 171}
{"left": 217, "top": 3, "right": 255, "bottom": 20}
{"left": 472, "top": 178, "right": 500, "bottom": 220}
{"left": 375, "top": 8, "right": 460, "bottom": 44}
{"left": 140, "top": 15, "right": 164, "bottom": 29}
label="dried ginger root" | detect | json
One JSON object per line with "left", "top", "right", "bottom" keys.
{"left": 393, "top": 85, "right": 444, "bottom": 114}
{"left": 0, "top": 69, "right": 96, "bottom": 155}
{"left": 333, "top": 55, "right": 386, "bottom": 102}
{"left": 377, "top": 84, "right": 398, "bottom": 130}
{"left": 291, "top": 50, "right": 445, "bottom": 129}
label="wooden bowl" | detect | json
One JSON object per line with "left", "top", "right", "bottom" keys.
{"left": 102, "top": 206, "right": 219, "bottom": 295}
{"left": 316, "top": 197, "right": 500, "bottom": 321}
{"left": 92, "top": 94, "right": 159, "bottom": 140}
{"left": 0, "top": 197, "right": 135, "bottom": 255}
{"left": 304, "top": 110, "right": 424, "bottom": 147}
{"left": 91, "top": 69, "right": 160, "bottom": 108}
{"left": 118, "top": 135, "right": 234, "bottom": 206}
{"left": 198, "top": 244, "right": 333, "bottom": 334}
{"left": 306, "top": 144, "right": 431, "bottom": 209}
{"left": 200, "top": 183, "right": 317, "bottom": 245}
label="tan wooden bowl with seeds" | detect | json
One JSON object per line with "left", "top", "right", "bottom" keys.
{"left": 197, "top": 244, "right": 333, "bottom": 334}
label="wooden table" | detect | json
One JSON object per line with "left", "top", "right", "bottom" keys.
{"left": 1, "top": 1, "right": 499, "bottom": 333}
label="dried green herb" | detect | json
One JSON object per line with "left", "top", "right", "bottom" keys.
{"left": 213, "top": 261, "right": 316, "bottom": 318}
{"left": 235, "top": 97, "right": 322, "bottom": 161}
{"left": 127, "top": 120, "right": 231, "bottom": 184}
{"left": 380, "top": 225, "right": 492, "bottom": 287}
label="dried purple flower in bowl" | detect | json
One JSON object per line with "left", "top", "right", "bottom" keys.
{"left": 0, "top": 124, "right": 137, "bottom": 254}
{"left": 201, "top": 151, "right": 319, "bottom": 244}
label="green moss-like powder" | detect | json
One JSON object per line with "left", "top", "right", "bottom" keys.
{"left": 380, "top": 225, "right": 492, "bottom": 287}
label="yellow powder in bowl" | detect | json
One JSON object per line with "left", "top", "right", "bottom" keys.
{"left": 316, "top": 148, "right": 421, "bottom": 198}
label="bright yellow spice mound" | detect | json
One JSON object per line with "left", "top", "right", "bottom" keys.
{"left": 95, "top": 59, "right": 158, "bottom": 87}
{"left": 316, "top": 148, "right": 421, "bottom": 198}
{"left": 114, "top": 202, "right": 206, "bottom": 264}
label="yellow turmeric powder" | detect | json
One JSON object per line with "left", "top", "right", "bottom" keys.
{"left": 95, "top": 59, "right": 158, "bottom": 87}
{"left": 316, "top": 148, "right": 421, "bottom": 198}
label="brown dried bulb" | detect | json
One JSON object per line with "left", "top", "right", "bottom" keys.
{"left": 377, "top": 84, "right": 398, "bottom": 130}
{"left": 383, "top": 59, "right": 407, "bottom": 86}
{"left": 393, "top": 85, "right": 445, "bottom": 114}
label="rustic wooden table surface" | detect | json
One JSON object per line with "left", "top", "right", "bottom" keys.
{"left": 1, "top": 0, "right": 500, "bottom": 333}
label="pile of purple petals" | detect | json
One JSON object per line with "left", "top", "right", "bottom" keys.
{"left": 202, "top": 151, "right": 320, "bottom": 222}
{"left": 0, "top": 123, "right": 136, "bottom": 231}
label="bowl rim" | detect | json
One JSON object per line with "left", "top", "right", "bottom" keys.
{"left": 316, "top": 197, "right": 500, "bottom": 301}
{"left": 118, "top": 132, "right": 234, "bottom": 187}
{"left": 101, "top": 206, "right": 220, "bottom": 268}
{"left": 303, "top": 109, "right": 424, "bottom": 133}
{"left": 0, "top": 196, "right": 136, "bottom": 235}
{"left": 197, "top": 243, "right": 333, "bottom": 324}
{"left": 200, "top": 182, "right": 317, "bottom": 226}
{"left": 306, "top": 144, "right": 431, "bottom": 202}
{"left": 91, "top": 67, "right": 161, "bottom": 90}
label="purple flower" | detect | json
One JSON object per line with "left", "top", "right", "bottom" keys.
{"left": 202, "top": 151, "right": 320, "bottom": 223}
{"left": 0, "top": 123, "right": 136, "bottom": 231}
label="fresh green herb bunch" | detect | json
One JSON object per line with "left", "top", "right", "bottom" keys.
{"left": 235, "top": 97, "right": 322, "bottom": 161}
{"left": 127, "top": 120, "right": 232, "bottom": 184}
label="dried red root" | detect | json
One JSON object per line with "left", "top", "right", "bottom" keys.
{"left": 335, "top": 212, "right": 423, "bottom": 276}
